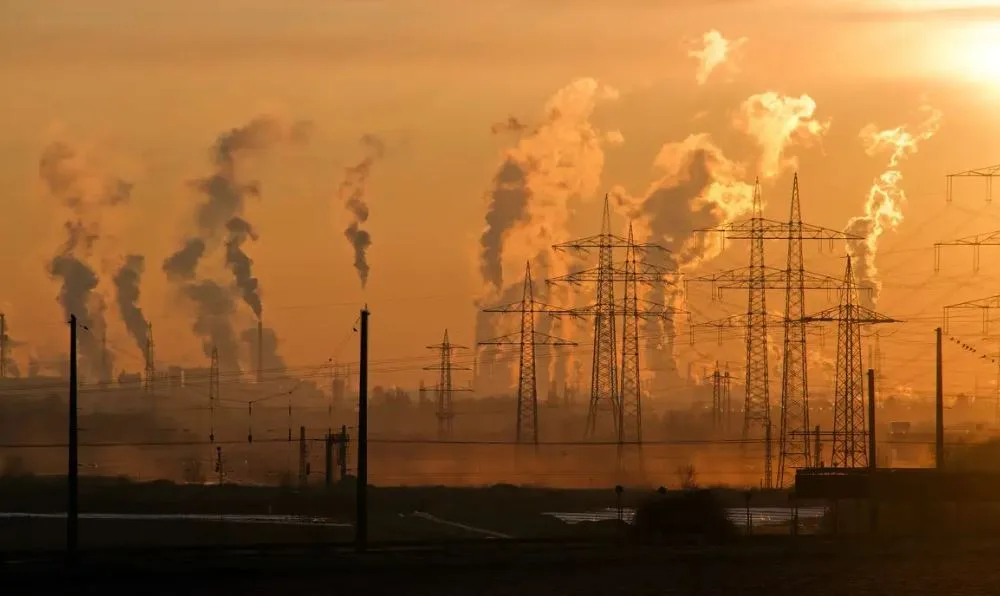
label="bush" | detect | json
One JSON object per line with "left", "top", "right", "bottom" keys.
{"left": 632, "top": 489, "right": 736, "bottom": 544}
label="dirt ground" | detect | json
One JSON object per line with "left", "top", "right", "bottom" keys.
{"left": 13, "top": 540, "right": 1000, "bottom": 595}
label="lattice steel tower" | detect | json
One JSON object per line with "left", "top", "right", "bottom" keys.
{"left": 551, "top": 199, "right": 671, "bottom": 441}
{"left": 690, "top": 175, "right": 858, "bottom": 487}
{"left": 804, "top": 257, "right": 896, "bottom": 467}
{"left": 744, "top": 182, "right": 771, "bottom": 483}
{"left": 480, "top": 263, "right": 574, "bottom": 444}
{"left": 778, "top": 174, "right": 808, "bottom": 484}
{"left": 590, "top": 200, "right": 619, "bottom": 439}
{"left": 620, "top": 223, "right": 642, "bottom": 444}
{"left": 424, "top": 329, "right": 470, "bottom": 440}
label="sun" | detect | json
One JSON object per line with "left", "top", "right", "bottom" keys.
{"left": 949, "top": 23, "right": 1000, "bottom": 84}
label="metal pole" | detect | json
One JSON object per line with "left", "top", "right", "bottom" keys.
{"left": 867, "top": 369, "right": 876, "bottom": 470}
{"left": 936, "top": 327, "right": 945, "bottom": 469}
{"left": 356, "top": 308, "right": 369, "bottom": 552}
{"left": 68, "top": 314, "right": 79, "bottom": 564}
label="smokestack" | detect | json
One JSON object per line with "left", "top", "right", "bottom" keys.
{"left": 257, "top": 318, "right": 263, "bottom": 384}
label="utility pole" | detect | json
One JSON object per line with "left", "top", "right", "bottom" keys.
{"left": 803, "top": 257, "right": 898, "bottom": 468}
{"left": 356, "top": 307, "right": 369, "bottom": 553}
{"left": 68, "top": 314, "right": 79, "bottom": 565}
{"left": 480, "top": 263, "right": 575, "bottom": 445}
{"left": 691, "top": 175, "right": 859, "bottom": 488}
{"left": 424, "top": 330, "right": 471, "bottom": 440}
{"left": 936, "top": 326, "right": 944, "bottom": 469}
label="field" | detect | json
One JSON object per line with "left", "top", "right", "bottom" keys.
{"left": 9, "top": 539, "right": 1000, "bottom": 595}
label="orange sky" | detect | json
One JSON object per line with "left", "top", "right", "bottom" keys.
{"left": 1, "top": 0, "right": 1000, "bottom": 402}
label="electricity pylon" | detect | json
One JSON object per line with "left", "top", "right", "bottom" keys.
{"left": 804, "top": 256, "right": 898, "bottom": 468}
{"left": 691, "top": 175, "right": 859, "bottom": 488}
{"left": 479, "top": 262, "right": 575, "bottom": 444}
{"left": 946, "top": 164, "right": 1000, "bottom": 203}
{"left": 424, "top": 329, "right": 471, "bottom": 440}
{"left": 550, "top": 200, "right": 672, "bottom": 442}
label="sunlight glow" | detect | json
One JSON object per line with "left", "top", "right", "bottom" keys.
{"left": 944, "top": 23, "right": 1000, "bottom": 85}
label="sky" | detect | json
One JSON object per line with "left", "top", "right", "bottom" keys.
{"left": 1, "top": 0, "right": 1000, "bottom": 402}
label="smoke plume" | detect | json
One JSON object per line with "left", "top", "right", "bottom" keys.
{"left": 845, "top": 106, "right": 942, "bottom": 305}
{"left": 339, "top": 134, "right": 385, "bottom": 288}
{"left": 225, "top": 217, "right": 261, "bottom": 319}
{"left": 163, "top": 115, "right": 308, "bottom": 368}
{"left": 734, "top": 92, "right": 830, "bottom": 178}
{"left": 614, "top": 133, "right": 755, "bottom": 392}
{"left": 113, "top": 255, "right": 149, "bottom": 353}
{"left": 183, "top": 280, "right": 240, "bottom": 372}
{"left": 240, "top": 325, "right": 286, "bottom": 376}
{"left": 40, "top": 140, "right": 130, "bottom": 382}
{"left": 479, "top": 77, "right": 620, "bottom": 293}
{"left": 688, "top": 30, "right": 747, "bottom": 85}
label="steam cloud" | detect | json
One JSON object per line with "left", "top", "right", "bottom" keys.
{"left": 163, "top": 115, "right": 309, "bottom": 368}
{"left": 113, "top": 255, "right": 149, "bottom": 353}
{"left": 339, "top": 134, "right": 385, "bottom": 288}
{"left": 734, "top": 92, "right": 830, "bottom": 178}
{"left": 240, "top": 325, "right": 286, "bottom": 376}
{"left": 614, "top": 133, "right": 755, "bottom": 392}
{"left": 845, "top": 106, "right": 942, "bottom": 305}
{"left": 40, "top": 140, "right": 130, "bottom": 382}
{"left": 689, "top": 30, "right": 747, "bottom": 85}
{"left": 479, "top": 77, "right": 620, "bottom": 293}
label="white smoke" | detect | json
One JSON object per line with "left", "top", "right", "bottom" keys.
{"left": 688, "top": 30, "right": 748, "bottom": 86}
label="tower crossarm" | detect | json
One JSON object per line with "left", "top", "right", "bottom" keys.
{"left": 686, "top": 266, "right": 847, "bottom": 298}
{"left": 934, "top": 230, "right": 1000, "bottom": 272}
{"left": 802, "top": 305, "right": 899, "bottom": 325}
{"left": 690, "top": 313, "right": 824, "bottom": 344}
{"left": 944, "top": 294, "right": 1000, "bottom": 334}
{"left": 697, "top": 218, "right": 863, "bottom": 243}
{"left": 547, "top": 261, "right": 675, "bottom": 287}
{"left": 478, "top": 331, "right": 576, "bottom": 348}
{"left": 481, "top": 300, "right": 572, "bottom": 316}
{"left": 552, "top": 299, "right": 682, "bottom": 321}
{"left": 946, "top": 164, "right": 1000, "bottom": 203}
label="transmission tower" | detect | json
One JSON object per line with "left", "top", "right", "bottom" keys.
{"left": 708, "top": 362, "right": 724, "bottom": 431}
{"left": 144, "top": 322, "right": 155, "bottom": 394}
{"left": 424, "top": 329, "right": 471, "bottom": 440}
{"left": 209, "top": 346, "right": 220, "bottom": 443}
{"left": 946, "top": 164, "right": 1000, "bottom": 203}
{"left": 550, "top": 199, "right": 672, "bottom": 442}
{"left": 691, "top": 175, "right": 858, "bottom": 487}
{"left": 0, "top": 313, "right": 8, "bottom": 379}
{"left": 479, "top": 262, "right": 575, "bottom": 444}
{"left": 804, "top": 256, "right": 898, "bottom": 468}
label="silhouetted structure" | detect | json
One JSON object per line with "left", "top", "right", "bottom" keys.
{"left": 424, "top": 329, "right": 470, "bottom": 440}
{"left": 804, "top": 257, "right": 897, "bottom": 468}
{"left": 691, "top": 176, "right": 855, "bottom": 487}
{"left": 480, "top": 263, "right": 574, "bottom": 444}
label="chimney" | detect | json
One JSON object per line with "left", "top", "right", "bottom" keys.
{"left": 256, "top": 319, "right": 264, "bottom": 384}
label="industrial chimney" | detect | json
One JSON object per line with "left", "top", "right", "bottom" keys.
{"left": 256, "top": 319, "right": 263, "bottom": 384}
